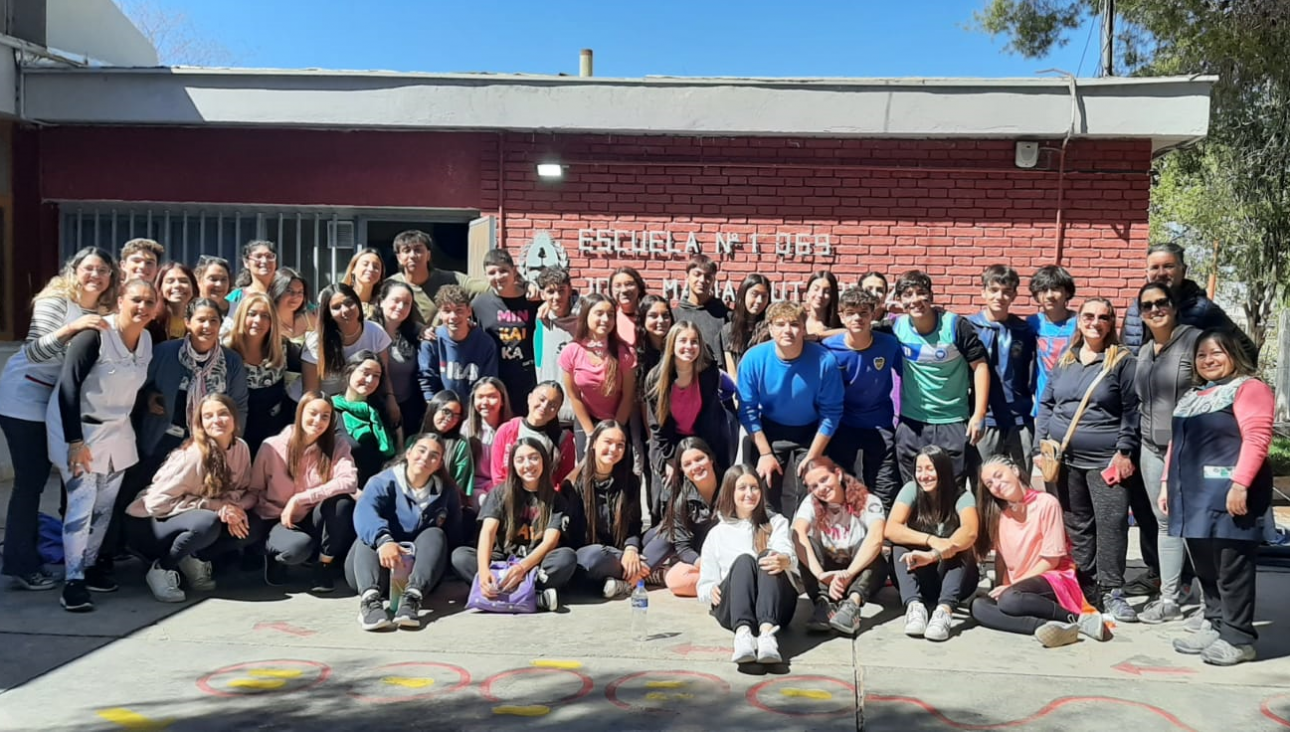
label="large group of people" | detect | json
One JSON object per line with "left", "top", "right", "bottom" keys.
{"left": 0, "top": 232, "right": 1276, "bottom": 669}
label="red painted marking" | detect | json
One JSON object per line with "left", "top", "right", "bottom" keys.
{"left": 196, "top": 660, "right": 331, "bottom": 698}
{"left": 746, "top": 675, "right": 856, "bottom": 718}
{"left": 347, "top": 662, "right": 472, "bottom": 705}
{"left": 1112, "top": 661, "right": 1197, "bottom": 677}
{"left": 668, "top": 642, "right": 729, "bottom": 656}
{"left": 479, "top": 667, "right": 594, "bottom": 707}
{"left": 1261, "top": 693, "right": 1290, "bottom": 728}
{"left": 867, "top": 694, "right": 1200, "bottom": 731}
{"left": 605, "top": 670, "right": 730, "bottom": 712}
{"left": 253, "top": 622, "right": 316, "bottom": 637}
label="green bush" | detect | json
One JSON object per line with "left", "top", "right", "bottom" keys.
{"left": 1271, "top": 436, "right": 1290, "bottom": 477}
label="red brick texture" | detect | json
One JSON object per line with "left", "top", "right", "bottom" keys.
{"left": 489, "top": 134, "right": 1153, "bottom": 313}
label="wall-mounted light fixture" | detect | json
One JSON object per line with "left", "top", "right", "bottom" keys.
{"left": 536, "top": 162, "right": 564, "bottom": 179}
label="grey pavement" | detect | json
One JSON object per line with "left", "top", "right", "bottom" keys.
{"left": 1, "top": 478, "right": 1289, "bottom": 731}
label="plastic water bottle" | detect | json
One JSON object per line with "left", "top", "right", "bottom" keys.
{"left": 630, "top": 581, "right": 649, "bottom": 641}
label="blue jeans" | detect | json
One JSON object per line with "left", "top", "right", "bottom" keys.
{"left": 63, "top": 470, "right": 126, "bottom": 581}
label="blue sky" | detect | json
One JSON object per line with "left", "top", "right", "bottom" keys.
{"left": 141, "top": 0, "right": 1103, "bottom": 78}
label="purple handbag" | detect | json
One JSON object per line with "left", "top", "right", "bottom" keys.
{"left": 466, "top": 558, "right": 538, "bottom": 614}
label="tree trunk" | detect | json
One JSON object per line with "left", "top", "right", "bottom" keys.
{"left": 1277, "top": 307, "right": 1290, "bottom": 423}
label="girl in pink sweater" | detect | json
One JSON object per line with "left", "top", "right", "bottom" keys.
{"left": 252, "top": 391, "right": 360, "bottom": 592}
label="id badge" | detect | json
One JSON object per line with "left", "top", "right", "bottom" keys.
{"left": 1203, "top": 465, "right": 1234, "bottom": 480}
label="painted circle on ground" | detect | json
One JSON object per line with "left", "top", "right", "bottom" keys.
{"left": 480, "top": 667, "right": 594, "bottom": 707}
{"left": 605, "top": 670, "right": 730, "bottom": 713}
{"left": 746, "top": 675, "right": 856, "bottom": 719}
{"left": 347, "top": 662, "right": 472, "bottom": 705}
{"left": 1262, "top": 693, "right": 1290, "bottom": 728}
{"left": 197, "top": 659, "right": 331, "bottom": 698}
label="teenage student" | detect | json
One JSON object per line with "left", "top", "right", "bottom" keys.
{"left": 698, "top": 465, "right": 800, "bottom": 665}
{"left": 636, "top": 294, "right": 674, "bottom": 383}
{"left": 737, "top": 301, "right": 844, "bottom": 514}
{"left": 271, "top": 268, "right": 314, "bottom": 344}
{"left": 473, "top": 250, "right": 540, "bottom": 414}
{"left": 48, "top": 278, "right": 156, "bottom": 610}
{"left": 195, "top": 255, "right": 233, "bottom": 313}
{"left": 1162, "top": 329, "right": 1274, "bottom": 666}
{"left": 721, "top": 274, "right": 771, "bottom": 378}
{"left": 967, "top": 265, "right": 1038, "bottom": 473}
{"left": 225, "top": 240, "right": 279, "bottom": 312}
{"left": 341, "top": 249, "right": 386, "bottom": 318}
{"left": 451, "top": 438, "right": 578, "bottom": 611}
{"left": 885, "top": 446, "right": 980, "bottom": 642}
{"left": 559, "top": 293, "right": 637, "bottom": 461}
{"left": 387, "top": 229, "right": 483, "bottom": 324}
{"left": 609, "top": 267, "right": 647, "bottom": 349}
{"left": 1035, "top": 297, "right": 1140, "bottom": 622}
{"left": 154, "top": 262, "right": 197, "bottom": 342}
{"left": 1027, "top": 265, "right": 1078, "bottom": 423}
{"left": 418, "top": 284, "right": 499, "bottom": 404}
{"left": 464, "top": 377, "right": 512, "bottom": 503}
{"left": 370, "top": 280, "right": 425, "bottom": 434}
{"left": 821, "top": 287, "right": 903, "bottom": 509}
{"left": 644, "top": 322, "right": 736, "bottom": 520}
{"left": 675, "top": 254, "right": 728, "bottom": 362}
{"left": 491, "top": 381, "right": 577, "bottom": 487}
{"left": 804, "top": 270, "right": 843, "bottom": 338}
{"left": 299, "top": 284, "right": 396, "bottom": 425}
{"left": 563, "top": 420, "right": 646, "bottom": 599}
{"left": 792, "top": 455, "right": 887, "bottom": 637}
{"left": 223, "top": 291, "right": 291, "bottom": 456}
{"left": 332, "top": 352, "right": 398, "bottom": 485}
{"left": 350, "top": 432, "right": 463, "bottom": 631}
{"left": 534, "top": 267, "right": 579, "bottom": 427}
{"left": 253, "top": 393, "right": 360, "bottom": 592}
{"left": 971, "top": 456, "right": 1111, "bottom": 648}
{"left": 125, "top": 395, "right": 260, "bottom": 604}
{"left": 119, "top": 238, "right": 163, "bottom": 286}
{"left": 641, "top": 437, "right": 722, "bottom": 596}
{"left": 890, "top": 270, "right": 990, "bottom": 485}
{"left": 420, "top": 390, "right": 475, "bottom": 501}
{"left": 859, "top": 272, "right": 891, "bottom": 324}
{"left": 0, "top": 247, "right": 116, "bottom": 591}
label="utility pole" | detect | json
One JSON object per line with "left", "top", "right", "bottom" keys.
{"left": 1100, "top": 0, "right": 1116, "bottom": 77}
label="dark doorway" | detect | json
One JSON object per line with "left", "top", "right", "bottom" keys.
{"left": 362, "top": 220, "right": 471, "bottom": 277}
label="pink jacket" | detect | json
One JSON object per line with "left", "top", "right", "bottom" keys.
{"left": 490, "top": 418, "right": 575, "bottom": 488}
{"left": 126, "top": 439, "right": 255, "bottom": 519}
{"left": 251, "top": 426, "right": 359, "bottom": 521}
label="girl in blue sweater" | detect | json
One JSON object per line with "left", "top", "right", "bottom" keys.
{"left": 348, "top": 432, "right": 463, "bottom": 631}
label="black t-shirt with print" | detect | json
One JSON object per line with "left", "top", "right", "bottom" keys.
{"left": 480, "top": 487, "right": 568, "bottom": 558}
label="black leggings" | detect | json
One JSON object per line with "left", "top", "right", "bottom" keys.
{"left": 970, "top": 576, "right": 1079, "bottom": 635}
{"left": 126, "top": 510, "right": 266, "bottom": 570}
{"left": 264, "top": 495, "right": 357, "bottom": 566}
{"left": 711, "top": 554, "right": 797, "bottom": 633}
{"left": 345, "top": 526, "right": 448, "bottom": 598}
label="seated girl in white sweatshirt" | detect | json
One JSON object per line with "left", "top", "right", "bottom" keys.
{"left": 696, "top": 465, "right": 801, "bottom": 666}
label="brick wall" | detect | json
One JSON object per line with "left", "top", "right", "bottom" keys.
{"left": 490, "top": 134, "right": 1152, "bottom": 313}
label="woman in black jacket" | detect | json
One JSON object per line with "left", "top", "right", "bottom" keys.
{"left": 643, "top": 321, "right": 735, "bottom": 523}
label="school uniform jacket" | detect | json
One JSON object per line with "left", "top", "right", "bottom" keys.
{"left": 353, "top": 466, "right": 463, "bottom": 549}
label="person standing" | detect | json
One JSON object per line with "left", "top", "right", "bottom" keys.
{"left": 48, "top": 279, "right": 156, "bottom": 611}
{"left": 1163, "top": 330, "right": 1274, "bottom": 666}
{"left": 386, "top": 229, "right": 484, "bottom": 324}
{"left": 533, "top": 268, "right": 579, "bottom": 428}
{"left": 559, "top": 293, "right": 638, "bottom": 461}
{"left": 370, "top": 280, "right": 426, "bottom": 435}
{"left": 419, "top": 285, "right": 500, "bottom": 404}
{"left": 118, "top": 238, "right": 163, "bottom": 285}
{"left": 737, "top": 302, "right": 844, "bottom": 514}
{"left": 225, "top": 240, "right": 279, "bottom": 314}
{"left": 1027, "top": 265, "right": 1078, "bottom": 423}
{"left": 968, "top": 265, "right": 1038, "bottom": 473}
{"left": 721, "top": 274, "right": 771, "bottom": 379}
{"left": 473, "top": 250, "right": 541, "bottom": 414}
{"left": 674, "top": 254, "right": 729, "bottom": 363}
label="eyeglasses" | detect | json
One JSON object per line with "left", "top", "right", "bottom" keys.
{"left": 78, "top": 266, "right": 113, "bottom": 277}
{"left": 1140, "top": 299, "right": 1171, "bottom": 312}
{"left": 249, "top": 253, "right": 277, "bottom": 262}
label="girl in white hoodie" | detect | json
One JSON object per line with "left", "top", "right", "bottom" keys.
{"left": 696, "top": 465, "right": 800, "bottom": 666}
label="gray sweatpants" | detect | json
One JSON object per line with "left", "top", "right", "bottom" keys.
{"left": 1140, "top": 445, "right": 1187, "bottom": 603}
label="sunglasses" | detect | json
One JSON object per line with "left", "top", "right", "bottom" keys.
{"left": 1140, "top": 298, "right": 1171, "bottom": 312}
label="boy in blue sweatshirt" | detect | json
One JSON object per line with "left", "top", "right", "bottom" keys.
{"left": 418, "top": 285, "right": 499, "bottom": 403}
{"left": 967, "top": 265, "right": 1037, "bottom": 473}
{"left": 1025, "top": 265, "right": 1078, "bottom": 420}
{"left": 822, "top": 287, "right": 903, "bottom": 509}
{"left": 737, "top": 301, "right": 844, "bottom": 514}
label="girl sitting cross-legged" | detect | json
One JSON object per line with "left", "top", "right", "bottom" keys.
{"left": 562, "top": 420, "right": 647, "bottom": 600}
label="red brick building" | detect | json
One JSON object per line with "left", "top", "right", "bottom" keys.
{"left": 4, "top": 70, "right": 1214, "bottom": 337}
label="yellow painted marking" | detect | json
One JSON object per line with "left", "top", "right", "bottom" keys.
{"left": 227, "top": 678, "right": 288, "bottom": 690}
{"left": 780, "top": 688, "right": 834, "bottom": 700}
{"left": 95, "top": 708, "right": 172, "bottom": 730}
{"left": 247, "top": 669, "right": 303, "bottom": 678}
{"left": 530, "top": 659, "right": 583, "bottom": 669}
{"left": 381, "top": 676, "right": 435, "bottom": 689}
{"left": 492, "top": 704, "right": 551, "bottom": 716}
{"left": 644, "top": 692, "right": 694, "bottom": 701}
{"left": 644, "top": 680, "right": 690, "bottom": 689}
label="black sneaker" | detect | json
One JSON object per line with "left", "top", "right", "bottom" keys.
{"left": 264, "top": 556, "right": 289, "bottom": 587}
{"left": 358, "top": 592, "right": 393, "bottom": 631}
{"left": 310, "top": 562, "right": 338, "bottom": 593}
{"left": 84, "top": 565, "right": 119, "bottom": 593}
{"left": 61, "top": 580, "right": 94, "bottom": 612}
{"left": 394, "top": 589, "right": 423, "bottom": 629}
{"left": 9, "top": 570, "right": 59, "bottom": 591}
{"left": 1122, "top": 570, "right": 1161, "bottom": 597}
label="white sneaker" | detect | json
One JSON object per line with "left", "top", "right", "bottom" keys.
{"left": 602, "top": 578, "right": 631, "bottom": 600}
{"left": 756, "top": 627, "right": 783, "bottom": 664}
{"left": 731, "top": 626, "right": 757, "bottom": 664}
{"left": 904, "top": 602, "right": 928, "bottom": 636}
{"left": 924, "top": 606, "right": 952, "bottom": 642}
{"left": 177, "top": 555, "right": 216, "bottom": 592}
{"left": 146, "top": 561, "right": 186, "bottom": 603}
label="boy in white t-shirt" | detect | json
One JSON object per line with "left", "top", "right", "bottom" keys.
{"left": 791, "top": 456, "right": 888, "bottom": 636}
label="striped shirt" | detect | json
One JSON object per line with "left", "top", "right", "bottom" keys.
{"left": 25, "top": 297, "right": 95, "bottom": 364}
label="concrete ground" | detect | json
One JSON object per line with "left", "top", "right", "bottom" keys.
{"left": 1, "top": 479, "right": 1289, "bottom": 732}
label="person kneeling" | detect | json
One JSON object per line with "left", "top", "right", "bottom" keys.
{"left": 793, "top": 456, "right": 887, "bottom": 637}
{"left": 971, "top": 456, "right": 1110, "bottom": 648}
{"left": 348, "top": 433, "right": 462, "bottom": 631}
{"left": 698, "top": 466, "right": 801, "bottom": 666}
{"left": 126, "top": 395, "right": 263, "bottom": 603}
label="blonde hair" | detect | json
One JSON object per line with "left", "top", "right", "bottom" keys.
{"left": 222, "top": 292, "right": 285, "bottom": 369}
{"left": 1059, "top": 297, "right": 1125, "bottom": 368}
{"left": 33, "top": 247, "right": 117, "bottom": 312}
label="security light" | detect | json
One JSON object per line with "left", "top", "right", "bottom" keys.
{"left": 536, "top": 163, "right": 564, "bottom": 179}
